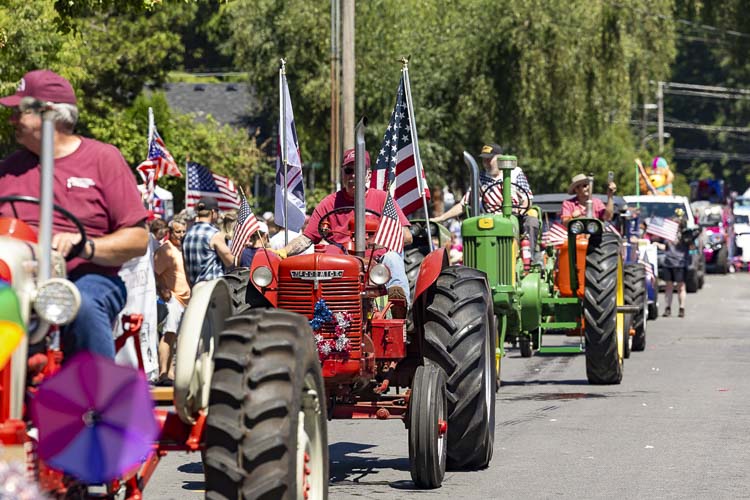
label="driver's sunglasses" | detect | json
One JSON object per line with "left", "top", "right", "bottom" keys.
{"left": 342, "top": 167, "right": 355, "bottom": 175}
{"left": 9, "top": 99, "right": 44, "bottom": 118}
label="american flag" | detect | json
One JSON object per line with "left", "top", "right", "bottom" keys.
{"left": 373, "top": 193, "right": 404, "bottom": 254}
{"left": 230, "top": 192, "right": 260, "bottom": 257}
{"left": 371, "top": 74, "right": 429, "bottom": 216}
{"left": 645, "top": 216, "right": 679, "bottom": 243}
{"left": 275, "top": 72, "right": 306, "bottom": 232}
{"left": 639, "top": 251, "right": 656, "bottom": 282}
{"left": 186, "top": 162, "right": 241, "bottom": 211}
{"left": 461, "top": 171, "right": 527, "bottom": 213}
{"left": 542, "top": 222, "right": 568, "bottom": 247}
{"left": 136, "top": 128, "right": 182, "bottom": 182}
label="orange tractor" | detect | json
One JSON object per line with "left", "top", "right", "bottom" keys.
{"left": 245, "top": 119, "right": 496, "bottom": 488}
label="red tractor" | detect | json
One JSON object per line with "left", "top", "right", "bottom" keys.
{"left": 244, "top": 120, "right": 496, "bottom": 488}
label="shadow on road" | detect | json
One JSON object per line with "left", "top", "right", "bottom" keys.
{"left": 501, "top": 379, "right": 589, "bottom": 386}
{"left": 329, "top": 441, "right": 416, "bottom": 490}
{"left": 177, "top": 461, "right": 204, "bottom": 491}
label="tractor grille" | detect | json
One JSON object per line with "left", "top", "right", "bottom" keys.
{"left": 277, "top": 277, "right": 362, "bottom": 351}
{"left": 464, "top": 235, "right": 514, "bottom": 286}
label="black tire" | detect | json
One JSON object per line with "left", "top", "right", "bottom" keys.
{"left": 519, "top": 336, "right": 533, "bottom": 358}
{"left": 717, "top": 248, "right": 729, "bottom": 274}
{"left": 223, "top": 268, "right": 250, "bottom": 312}
{"left": 422, "top": 266, "right": 495, "bottom": 469}
{"left": 624, "top": 263, "right": 647, "bottom": 352}
{"left": 404, "top": 247, "right": 427, "bottom": 299}
{"left": 685, "top": 270, "right": 699, "bottom": 293}
{"left": 647, "top": 302, "right": 659, "bottom": 321}
{"left": 583, "top": 233, "right": 624, "bottom": 385}
{"left": 409, "top": 365, "right": 448, "bottom": 489}
{"left": 204, "top": 308, "right": 328, "bottom": 500}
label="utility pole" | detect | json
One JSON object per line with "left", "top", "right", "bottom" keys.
{"left": 330, "top": 0, "right": 341, "bottom": 191}
{"left": 657, "top": 81, "right": 664, "bottom": 154}
{"left": 341, "top": 0, "right": 355, "bottom": 152}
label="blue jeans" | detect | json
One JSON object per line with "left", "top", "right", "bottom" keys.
{"left": 381, "top": 251, "right": 410, "bottom": 307}
{"left": 62, "top": 274, "right": 127, "bottom": 359}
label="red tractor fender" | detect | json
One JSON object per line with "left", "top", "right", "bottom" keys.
{"left": 413, "top": 247, "right": 448, "bottom": 303}
{"left": 250, "top": 249, "right": 282, "bottom": 307}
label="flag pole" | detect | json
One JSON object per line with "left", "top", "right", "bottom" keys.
{"left": 146, "top": 107, "right": 155, "bottom": 212}
{"left": 185, "top": 154, "right": 190, "bottom": 213}
{"left": 280, "top": 58, "right": 289, "bottom": 246}
{"left": 401, "top": 58, "right": 433, "bottom": 251}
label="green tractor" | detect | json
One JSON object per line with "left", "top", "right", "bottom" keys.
{"left": 459, "top": 153, "right": 632, "bottom": 385}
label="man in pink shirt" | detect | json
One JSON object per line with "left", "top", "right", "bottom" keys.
{"left": 560, "top": 173, "right": 617, "bottom": 225}
{"left": 277, "top": 149, "right": 413, "bottom": 317}
{"left": 0, "top": 70, "right": 148, "bottom": 358}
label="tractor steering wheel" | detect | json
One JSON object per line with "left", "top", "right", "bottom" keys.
{"left": 0, "top": 195, "right": 88, "bottom": 261}
{"left": 480, "top": 180, "right": 531, "bottom": 216}
{"left": 317, "top": 206, "right": 383, "bottom": 252}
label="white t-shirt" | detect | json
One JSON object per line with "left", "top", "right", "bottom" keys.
{"left": 270, "top": 229, "right": 314, "bottom": 254}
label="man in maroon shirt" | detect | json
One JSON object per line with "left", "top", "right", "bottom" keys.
{"left": 277, "top": 148, "right": 413, "bottom": 316}
{"left": 0, "top": 70, "right": 148, "bottom": 358}
{"left": 560, "top": 173, "right": 617, "bottom": 225}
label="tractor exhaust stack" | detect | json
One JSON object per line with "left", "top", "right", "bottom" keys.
{"left": 463, "top": 151, "right": 480, "bottom": 217}
{"left": 354, "top": 116, "right": 368, "bottom": 256}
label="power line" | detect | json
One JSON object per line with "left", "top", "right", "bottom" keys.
{"left": 665, "top": 81, "right": 750, "bottom": 95}
{"left": 674, "top": 148, "right": 750, "bottom": 162}
{"left": 634, "top": 120, "right": 750, "bottom": 134}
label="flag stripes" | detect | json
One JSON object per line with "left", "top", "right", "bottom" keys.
{"left": 542, "top": 222, "right": 568, "bottom": 247}
{"left": 373, "top": 193, "right": 404, "bottom": 254}
{"left": 230, "top": 193, "right": 260, "bottom": 257}
{"left": 186, "top": 162, "right": 240, "bottom": 211}
{"left": 645, "top": 216, "right": 679, "bottom": 242}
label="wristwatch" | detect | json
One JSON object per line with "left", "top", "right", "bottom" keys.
{"left": 84, "top": 239, "right": 96, "bottom": 260}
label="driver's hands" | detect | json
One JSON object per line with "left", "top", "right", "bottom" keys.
{"left": 51, "top": 232, "right": 83, "bottom": 258}
{"left": 270, "top": 249, "right": 287, "bottom": 259}
{"left": 571, "top": 207, "right": 584, "bottom": 218}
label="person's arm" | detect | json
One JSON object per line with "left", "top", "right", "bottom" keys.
{"left": 280, "top": 234, "right": 314, "bottom": 257}
{"left": 403, "top": 226, "right": 413, "bottom": 245}
{"left": 52, "top": 224, "right": 148, "bottom": 266}
{"left": 432, "top": 198, "right": 466, "bottom": 223}
{"left": 211, "top": 232, "right": 235, "bottom": 268}
{"left": 560, "top": 200, "right": 579, "bottom": 225}
{"left": 602, "top": 182, "right": 617, "bottom": 221}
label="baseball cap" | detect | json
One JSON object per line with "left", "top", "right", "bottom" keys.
{"left": 342, "top": 148, "right": 371, "bottom": 168}
{"left": 196, "top": 197, "right": 219, "bottom": 211}
{"left": 258, "top": 221, "right": 269, "bottom": 234}
{"left": 262, "top": 211, "right": 274, "bottom": 222}
{"left": 479, "top": 143, "right": 503, "bottom": 158}
{"left": 0, "top": 70, "right": 77, "bottom": 107}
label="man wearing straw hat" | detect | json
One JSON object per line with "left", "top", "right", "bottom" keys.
{"left": 560, "top": 173, "right": 617, "bottom": 225}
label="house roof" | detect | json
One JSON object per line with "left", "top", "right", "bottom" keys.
{"left": 160, "top": 82, "right": 261, "bottom": 129}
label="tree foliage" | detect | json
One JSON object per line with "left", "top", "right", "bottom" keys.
{"left": 218, "top": 0, "right": 676, "bottom": 199}
{"left": 0, "top": 0, "right": 267, "bottom": 212}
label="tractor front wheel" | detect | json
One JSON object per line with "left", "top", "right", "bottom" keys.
{"left": 423, "top": 266, "right": 495, "bottom": 470}
{"left": 409, "top": 364, "right": 448, "bottom": 489}
{"left": 203, "top": 308, "right": 328, "bottom": 500}
{"left": 624, "top": 263, "right": 647, "bottom": 352}
{"left": 583, "top": 233, "right": 624, "bottom": 385}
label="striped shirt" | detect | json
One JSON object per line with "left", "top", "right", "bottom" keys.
{"left": 182, "top": 222, "right": 224, "bottom": 285}
{"left": 460, "top": 168, "right": 533, "bottom": 212}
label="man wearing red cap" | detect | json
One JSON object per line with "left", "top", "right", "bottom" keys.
{"left": 276, "top": 148, "right": 413, "bottom": 317}
{"left": 0, "top": 70, "right": 148, "bottom": 358}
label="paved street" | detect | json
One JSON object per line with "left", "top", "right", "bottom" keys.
{"left": 147, "top": 273, "right": 750, "bottom": 499}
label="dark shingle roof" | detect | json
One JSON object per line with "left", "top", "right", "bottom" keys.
{"left": 161, "top": 82, "right": 261, "bottom": 129}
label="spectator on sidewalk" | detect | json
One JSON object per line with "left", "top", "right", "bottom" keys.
{"left": 182, "top": 197, "right": 234, "bottom": 285}
{"left": 153, "top": 216, "right": 191, "bottom": 385}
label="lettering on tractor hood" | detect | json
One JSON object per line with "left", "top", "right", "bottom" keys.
{"left": 290, "top": 270, "right": 344, "bottom": 280}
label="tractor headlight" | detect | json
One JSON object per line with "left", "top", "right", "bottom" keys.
{"left": 251, "top": 266, "right": 273, "bottom": 287}
{"left": 33, "top": 278, "right": 80, "bottom": 325}
{"left": 570, "top": 221, "right": 585, "bottom": 235}
{"left": 586, "top": 221, "right": 600, "bottom": 234}
{"left": 369, "top": 263, "right": 391, "bottom": 285}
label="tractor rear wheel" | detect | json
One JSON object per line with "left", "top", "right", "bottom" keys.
{"left": 583, "top": 233, "right": 624, "bottom": 385}
{"left": 624, "top": 263, "right": 647, "bottom": 352}
{"left": 409, "top": 364, "right": 448, "bottom": 489}
{"left": 423, "top": 266, "right": 495, "bottom": 470}
{"left": 204, "top": 308, "right": 328, "bottom": 500}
